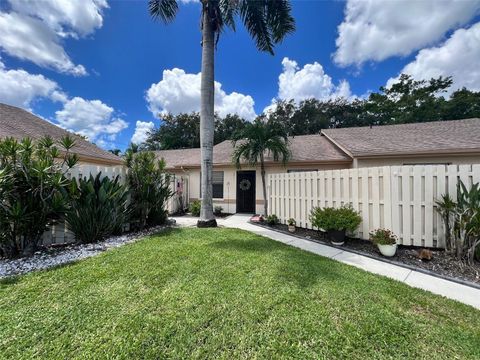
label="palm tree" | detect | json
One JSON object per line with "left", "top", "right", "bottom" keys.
{"left": 232, "top": 118, "right": 290, "bottom": 216}
{"left": 149, "top": 0, "right": 295, "bottom": 227}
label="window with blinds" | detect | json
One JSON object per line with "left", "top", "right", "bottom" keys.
{"left": 200, "top": 171, "right": 224, "bottom": 199}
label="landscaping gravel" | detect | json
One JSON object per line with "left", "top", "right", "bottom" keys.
{"left": 0, "top": 223, "right": 173, "bottom": 278}
{"left": 264, "top": 223, "right": 480, "bottom": 286}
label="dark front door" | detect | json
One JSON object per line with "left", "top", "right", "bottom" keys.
{"left": 236, "top": 171, "right": 256, "bottom": 213}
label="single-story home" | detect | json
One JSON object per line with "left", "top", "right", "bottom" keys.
{"left": 0, "top": 103, "right": 123, "bottom": 167}
{"left": 156, "top": 118, "right": 480, "bottom": 214}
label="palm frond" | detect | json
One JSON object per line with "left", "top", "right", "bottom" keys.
{"left": 231, "top": 117, "right": 290, "bottom": 168}
{"left": 238, "top": 0, "right": 295, "bottom": 54}
{"left": 149, "top": 0, "right": 179, "bottom": 23}
{"left": 239, "top": 0, "right": 274, "bottom": 54}
{"left": 265, "top": 0, "right": 295, "bottom": 43}
{"left": 219, "top": 0, "right": 237, "bottom": 31}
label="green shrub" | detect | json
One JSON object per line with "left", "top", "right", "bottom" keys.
{"left": 189, "top": 200, "right": 201, "bottom": 217}
{"left": 436, "top": 180, "right": 480, "bottom": 265}
{"left": 370, "top": 229, "right": 397, "bottom": 245}
{"left": 66, "top": 173, "right": 130, "bottom": 244}
{"left": 0, "top": 136, "right": 77, "bottom": 257}
{"left": 287, "top": 218, "right": 296, "bottom": 226}
{"left": 309, "top": 205, "right": 361, "bottom": 233}
{"left": 266, "top": 214, "right": 279, "bottom": 226}
{"left": 125, "top": 151, "right": 173, "bottom": 230}
{"left": 214, "top": 206, "right": 223, "bottom": 216}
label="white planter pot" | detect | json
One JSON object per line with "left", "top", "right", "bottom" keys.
{"left": 288, "top": 225, "right": 296, "bottom": 233}
{"left": 377, "top": 243, "right": 397, "bottom": 257}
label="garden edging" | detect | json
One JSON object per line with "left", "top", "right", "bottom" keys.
{"left": 249, "top": 221, "right": 480, "bottom": 291}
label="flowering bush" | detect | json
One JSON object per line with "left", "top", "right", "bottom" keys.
{"left": 370, "top": 229, "right": 397, "bottom": 245}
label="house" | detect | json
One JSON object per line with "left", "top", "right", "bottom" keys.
{"left": 0, "top": 103, "right": 123, "bottom": 167}
{"left": 157, "top": 118, "right": 480, "bottom": 215}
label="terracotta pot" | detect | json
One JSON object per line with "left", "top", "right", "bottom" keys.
{"left": 328, "top": 230, "right": 345, "bottom": 245}
{"left": 377, "top": 243, "right": 397, "bottom": 257}
{"left": 288, "top": 225, "right": 296, "bottom": 233}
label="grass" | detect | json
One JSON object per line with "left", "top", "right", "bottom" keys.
{"left": 0, "top": 228, "right": 479, "bottom": 359}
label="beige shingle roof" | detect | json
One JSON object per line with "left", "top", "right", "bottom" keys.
{"left": 155, "top": 134, "right": 351, "bottom": 169}
{"left": 322, "top": 118, "right": 480, "bottom": 158}
{"left": 0, "top": 103, "right": 123, "bottom": 165}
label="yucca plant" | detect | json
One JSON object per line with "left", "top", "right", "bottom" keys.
{"left": 0, "top": 136, "right": 77, "bottom": 257}
{"left": 435, "top": 193, "right": 456, "bottom": 252}
{"left": 436, "top": 180, "right": 480, "bottom": 265}
{"left": 126, "top": 151, "right": 173, "bottom": 230}
{"left": 66, "top": 173, "right": 130, "bottom": 244}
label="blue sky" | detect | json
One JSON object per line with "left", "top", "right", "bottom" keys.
{"left": 0, "top": 0, "right": 479, "bottom": 150}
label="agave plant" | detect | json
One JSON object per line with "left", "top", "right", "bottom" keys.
{"left": 66, "top": 173, "right": 130, "bottom": 244}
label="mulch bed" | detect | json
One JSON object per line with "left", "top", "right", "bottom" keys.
{"left": 262, "top": 222, "right": 480, "bottom": 287}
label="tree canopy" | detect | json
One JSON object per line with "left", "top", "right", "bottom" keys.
{"left": 139, "top": 74, "right": 480, "bottom": 149}
{"left": 142, "top": 113, "right": 249, "bottom": 150}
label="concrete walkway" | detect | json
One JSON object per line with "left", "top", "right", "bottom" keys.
{"left": 172, "top": 214, "right": 480, "bottom": 310}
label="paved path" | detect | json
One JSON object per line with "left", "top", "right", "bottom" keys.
{"left": 172, "top": 214, "right": 480, "bottom": 310}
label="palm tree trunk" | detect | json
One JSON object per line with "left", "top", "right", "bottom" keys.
{"left": 197, "top": 3, "right": 216, "bottom": 227}
{"left": 260, "top": 154, "right": 268, "bottom": 216}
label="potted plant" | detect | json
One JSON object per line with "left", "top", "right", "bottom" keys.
{"left": 214, "top": 206, "right": 223, "bottom": 216}
{"left": 370, "top": 229, "right": 398, "bottom": 257}
{"left": 189, "top": 200, "right": 201, "bottom": 217}
{"left": 310, "top": 205, "right": 361, "bottom": 245}
{"left": 287, "top": 218, "right": 296, "bottom": 233}
{"left": 266, "top": 214, "right": 279, "bottom": 226}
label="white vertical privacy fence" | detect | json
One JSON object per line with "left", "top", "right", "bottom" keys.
{"left": 268, "top": 164, "right": 480, "bottom": 248}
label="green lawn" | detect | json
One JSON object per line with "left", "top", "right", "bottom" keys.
{"left": 1, "top": 228, "right": 479, "bottom": 359}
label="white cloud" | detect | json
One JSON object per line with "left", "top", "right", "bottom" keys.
{"left": 55, "top": 97, "right": 128, "bottom": 144}
{"left": 387, "top": 22, "right": 480, "bottom": 95}
{"left": 334, "top": 0, "right": 480, "bottom": 67}
{"left": 146, "top": 68, "right": 257, "bottom": 121}
{"left": 0, "top": 59, "right": 66, "bottom": 109}
{"left": 0, "top": 0, "right": 108, "bottom": 75}
{"left": 277, "top": 57, "right": 352, "bottom": 102}
{"left": 9, "top": 0, "right": 108, "bottom": 37}
{"left": 131, "top": 121, "right": 155, "bottom": 144}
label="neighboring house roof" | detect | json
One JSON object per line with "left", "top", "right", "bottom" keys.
{"left": 156, "top": 148, "right": 201, "bottom": 168}
{"left": 0, "top": 103, "right": 123, "bottom": 165}
{"left": 155, "top": 134, "right": 352, "bottom": 169}
{"left": 322, "top": 118, "right": 480, "bottom": 158}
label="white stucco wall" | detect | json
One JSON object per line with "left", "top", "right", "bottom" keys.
{"left": 173, "top": 163, "right": 348, "bottom": 215}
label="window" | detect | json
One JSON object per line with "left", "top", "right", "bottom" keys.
{"left": 212, "top": 171, "right": 224, "bottom": 198}
{"left": 200, "top": 171, "right": 224, "bottom": 199}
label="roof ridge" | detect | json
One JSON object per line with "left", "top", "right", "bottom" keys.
{"left": 323, "top": 117, "right": 480, "bottom": 132}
